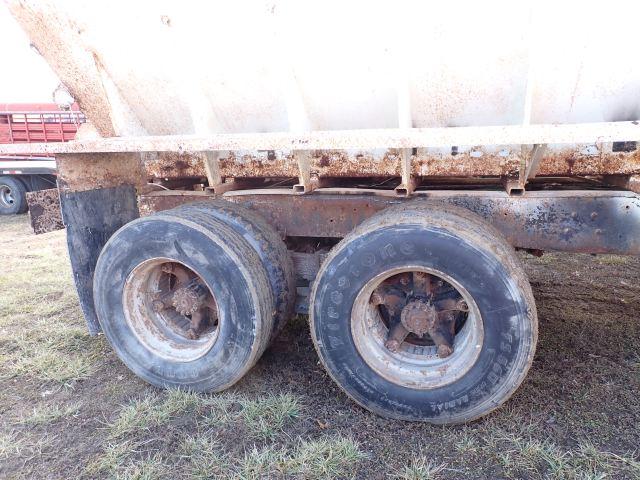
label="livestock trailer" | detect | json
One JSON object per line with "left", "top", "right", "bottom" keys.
{"left": 1, "top": 1, "right": 639, "bottom": 424}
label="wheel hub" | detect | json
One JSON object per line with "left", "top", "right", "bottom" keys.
{"left": 400, "top": 299, "right": 436, "bottom": 337}
{"left": 370, "top": 271, "right": 469, "bottom": 358}
{"left": 0, "top": 185, "right": 14, "bottom": 207}
{"left": 172, "top": 284, "right": 205, "bottom": 316}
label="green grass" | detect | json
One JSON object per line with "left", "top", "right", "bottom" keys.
{"left": 86, "top": 441, "right": 139, "bottom": 476}
{"left": 0, "top": 216, "right": 102, "bottom": 385}
{"left": 109, "top": 390, "right": 301, "bottom": 440}
{"left": 229, "top": 436, "right": 367, "bottom": 480}
{"left": 236, "top": 393, "right": 301, "bottom": 439}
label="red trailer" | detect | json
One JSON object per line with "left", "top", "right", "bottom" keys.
{"left": 0, "top": 103, "right": 84, "bottom": 214}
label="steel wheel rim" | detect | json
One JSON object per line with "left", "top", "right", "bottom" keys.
{"left": 0, "top": 185, "right": 14, "bottom": 207}
{"left": 351, "top": 266, "right": 484, "bottom": 390}
{"left": 122, "top": 257, "right": 220, "bottom": 362}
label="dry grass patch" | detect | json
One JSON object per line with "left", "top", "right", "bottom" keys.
{"left": 109, "top": 390, "right": 198, "bottom": 439}
{"left": 0, "top": 431, "right": 23, "bottom": 460}
{"left": 1, "top": 320, "right": 101, "bottom": 383}
{"left": 113, "top": 453, "right": 166, "bottom": 480}
{"left": 393, "top": 458, "right": 447, "bottom": 480}
{"left": 20, "top": 401, "right": 82, "bottom": 425}
{"left": 179, "top": 435, "right": 229, "bottom": 479}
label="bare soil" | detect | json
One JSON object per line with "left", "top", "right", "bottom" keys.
{"left": 0, "top": 214, "right": 639, "bottom": 479}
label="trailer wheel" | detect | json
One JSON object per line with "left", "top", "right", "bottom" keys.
{"left": 310, "top": 202, "right": 537, "bottom": 423}
{"left": 0, "top": 176, "right": 27, "bottom": 215}
{"left": 181, "top": 201, "right": 295, "bottom": 339}
{"left": 93, "top": 205, "right": 275, "bottom": 391}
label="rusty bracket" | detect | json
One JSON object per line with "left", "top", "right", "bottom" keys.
{"left": 395, "top": 148, "right": 417, "bottom": 196}
{"left": 293, "top": 150, "right": 316, "bottom": 194}
{"left": 505, "top": 144, "right": 547, "bottom": 195}
{"left": 524, "top": 144, "right": 547, "bottom": 183}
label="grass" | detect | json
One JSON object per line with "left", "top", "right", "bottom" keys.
{"left": 114, "top": 453, "right": 166, "bottom": 480}
{"left": 179, "top": 435, "right": 229, "bottom": 479}
{"left": 109, "top": 389, "right": 301, "bottom": 440}
{"left": 0, "top": 431, "right": 23, "bottom": 460}
{"left": 236, "top": 393, "right": 300, "bottom": 439}
{"left": 228, "top": 436, "right": 367, "bottom": 480}
{"left": 108, "top": 389, "right": 205, "bottom": 439}
{"left": 393, "top": 458, "right": 447, "bottom": 480}
{"left": 20, "top": 401, "right": 81, "bottom": 425}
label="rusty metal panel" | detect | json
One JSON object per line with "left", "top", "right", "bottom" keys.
{"left": 26, "top": 188, "right": 64, "bottom": 234}
{"left": 144, "top": 146, "right": 640, "bottom": 181}
{"left": 139, "top": 189, "right": 640, "bottom": 255}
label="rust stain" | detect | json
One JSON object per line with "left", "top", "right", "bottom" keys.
{"left": 145, "top": 152, "right": 206, "bottom": 179}
{"left": 538, "top": 148, "right": 640, "bottom": 176}
{"left": 311, "top": 150, "right": 402, "bottom": 177}
{"left": 219, "top": 151, "right": 298, "bottom": 178}
{"left": 57, "top": 152, "right": 147, "bottom": 193}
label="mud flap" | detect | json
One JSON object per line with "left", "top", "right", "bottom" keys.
{"left": 60, "top": 185, "right": 139, "bottom": 335}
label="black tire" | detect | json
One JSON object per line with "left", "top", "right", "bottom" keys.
{"left": 0, "top": 176, "right": 27, "bottom": 215}
{"left": 181, "top": 200, "right": 295, "bottom": 339}
{"left": 93, "top": 204, "right": 275, "bottom": 391}
{"left": 310, "top": 202, "right": 538, "bottom": 424}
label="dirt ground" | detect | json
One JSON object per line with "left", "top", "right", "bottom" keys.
{"left": 1, "top": 214, "right": 639, "bottom": 480}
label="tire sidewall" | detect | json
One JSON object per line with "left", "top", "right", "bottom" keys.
{"left": 311, "top": 225, "right": 534, "bottom": 422}
{"left": 94, "top": 216, "right": 262, "bottom": 391}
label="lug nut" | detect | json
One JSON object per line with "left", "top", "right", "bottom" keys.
{"left": 437, "top": 344, "right": 453, "bottom": 358}
{"left": 152, "top": 299, "right": 167, "bottom": 312}
{"left": 370, "top": 292, "right": 384, "bottom": 306}
{"left": 385, "top": 339, "right": 401, "bottom": 352}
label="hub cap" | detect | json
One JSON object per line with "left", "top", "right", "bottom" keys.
{"left": 0, "top": 185, "right": 15, "bottom": 207}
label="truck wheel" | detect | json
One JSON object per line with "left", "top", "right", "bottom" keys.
{"left": 0, "top": 176, "right": 27, "bottom": 215}
{"left": 310, "top": 202, "right": 537, "bottom": 423}
{"left": 93, "top": 205, "right": 275, "bottom": 391}
{"left": 182, "top": 201, "right": 295, "bottom": 339}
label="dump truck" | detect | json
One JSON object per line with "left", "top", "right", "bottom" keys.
{"left": 1, "top": 2, "right": 639, "bottom": 424}
{"left": 0, "top": 103, "right": 84, "bottom": 215}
